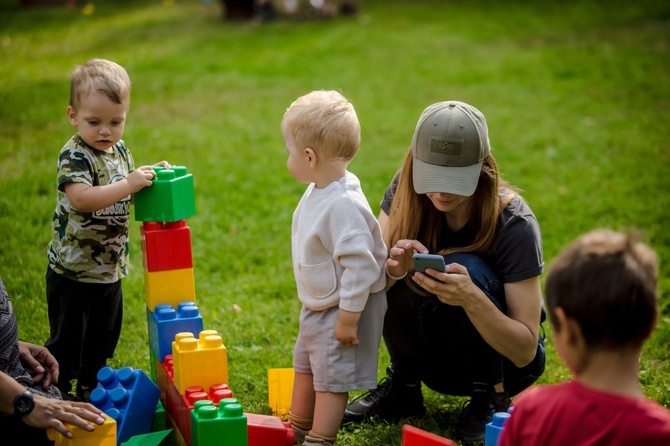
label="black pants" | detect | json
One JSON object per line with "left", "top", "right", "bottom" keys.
{"left": 383, "top": 253, "right": 544, "bottom": 397}
{"left": 44, "top": 267, "right": 123, "bottom": 394}
{"left": 0, "top": 415, "right": 53, "bottom": 445}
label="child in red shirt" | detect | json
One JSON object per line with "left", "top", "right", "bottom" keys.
{"left": 500, "top": 229, "right": 670, "bottom": 445}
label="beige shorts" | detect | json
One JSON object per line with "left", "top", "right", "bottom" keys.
{"left": 293, "top": 291, "right": 387, "bottom": 393}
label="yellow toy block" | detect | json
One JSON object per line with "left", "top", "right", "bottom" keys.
{"left": 144, "top": 267, "right": 196, "bottom": 311}
{"left": 172, "top": 330, "right": 229, "bottom": 394}
{"left": 47, "top": 414, "right": 116, "bottom": 446}
{"left": 268, "top": 368, "right": 294, "bottom": 420}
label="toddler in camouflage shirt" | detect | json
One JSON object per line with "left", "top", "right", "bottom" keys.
{"left": 44, "top": 58, "right": 169, "bottom": 401}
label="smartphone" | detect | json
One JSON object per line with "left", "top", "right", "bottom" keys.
{"left": 412, "top": 253, "right": 446, "bottom": 273}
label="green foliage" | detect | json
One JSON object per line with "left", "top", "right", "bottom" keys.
{"left": 1, "top": 1, "right": 668, "bottom": 444}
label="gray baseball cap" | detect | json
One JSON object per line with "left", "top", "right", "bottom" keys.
{"left": 411, "top": 101, "right": 490, "bottom": 196}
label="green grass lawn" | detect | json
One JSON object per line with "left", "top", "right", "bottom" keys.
{"left": 1, "top": 0, "right": 669, "bottom": 444}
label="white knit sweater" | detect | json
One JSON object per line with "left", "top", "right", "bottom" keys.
{"left": 291, "top": 171, "right": 387, "bottom": 312}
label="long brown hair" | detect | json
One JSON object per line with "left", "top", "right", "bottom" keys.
{"left": 385, "top": 149, "right": 517, "bottom": 257}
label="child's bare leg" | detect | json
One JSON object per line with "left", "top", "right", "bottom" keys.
{"left": 289, "top": 372, "right": 316, "bottom": 444}
{"left": 310, "top": 391, "right": 348, "bottom": 441}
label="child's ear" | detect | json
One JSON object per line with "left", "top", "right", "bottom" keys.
{"left": 304, "top": 147, "right": 317, "bottom": 168}
{"left": 555, "top": 307, "right": 583, "bottom": 347}
{"left": 66, "top": 105, "right": 77, "bottom": 126}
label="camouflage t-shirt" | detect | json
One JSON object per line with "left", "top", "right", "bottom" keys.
{"left": 47, "top": 134, "right": 136, "bottom": 283}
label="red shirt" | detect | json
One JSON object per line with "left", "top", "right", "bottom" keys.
{"left": 499, "top": 380, "right": 670, "bottom": 446}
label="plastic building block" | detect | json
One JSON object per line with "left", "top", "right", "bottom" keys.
{"left": 172, "top": 331, "right": 229, "bottom": 393}
{"left": 166, "top": 413, "right": 189, "bottom": 446}
{"left": 402, "top": 425, "right": 458, "bottom": 446}
{"left": 189, "top": 399, "right": 294, "bottom": 446}
{"left": 148, "top": 302, "right": 204, "bottom": 362}
{"left": 208, "top": 382, "right": 235, "bottom": 403}
{"left": 144, "top": 267, "right": 196, "bottom": 312}
{"left": 268, "top": 368, "right": 294, "bottom": 420}
{"left": 157, "top": 354, "right": 234, "bottom": 446}
{"left": 152, "top": 399, "right": 168, "bottom": 433}
{"left": 121, "top": 429, "right": 176, "bottom": 445}
{"left": 191, "top": 402, "right": 247, "bottom": 446}
{"left": 142, "top": 220, "right": 193, "bottom": 272}
{"left": 189, "top": 399, "right": 239, "bottom": 446}
{"left": 247, "top": 412, "right": 295, "bottom": 446}
{"left": 156, "top": 357, "right": 193, "bottom": 445}
{"left": 485, "top": 412, "right": 511, "bottom": 446}
{"left": 90, "top": 366, "right": 162, "bottom": 444}
{"left": 134, "top": 166, "right": 196, "bottom": 223}
{"left": 47, "top": 413, "right": 117, "bottom": 446}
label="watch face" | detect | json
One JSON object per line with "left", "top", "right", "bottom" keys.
{"left": 15, "top": 393, "right": 34, "bottom": 416}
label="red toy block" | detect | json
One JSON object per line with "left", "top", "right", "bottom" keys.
{"left": 247, "top": 412, "right": 295, "bottom": 446}
{"left": 402, "top": 425, "right": 458, "bottom": 446}
{"left": 141, "top": 220, "right": 193, "bottom": 272}
{"left": 157, "top": 357, "right": 192, "bottom": 445}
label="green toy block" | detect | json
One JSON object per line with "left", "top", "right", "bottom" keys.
{"left": 120, "top": 429, "right": 175, "bottom": 445}
{"left": 134, "top": 166, "right": 196, "bottom": 223}
{"left": 151, "top": 399, "right": 167, "bottom": 432}
{"left": 191, "top": 401, "right": 247, "bottom": 446}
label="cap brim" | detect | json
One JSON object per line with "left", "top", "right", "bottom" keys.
{"left": 413, "top": 156, "right": 482, "bottom": 196}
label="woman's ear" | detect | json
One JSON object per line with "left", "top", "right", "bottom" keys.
{"left": 304, "top": 147, "right": 317, "bottom": 168}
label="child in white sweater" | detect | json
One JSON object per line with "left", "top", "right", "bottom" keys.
{"left": 281, "top": 90, "right": 388, "bottom": 446}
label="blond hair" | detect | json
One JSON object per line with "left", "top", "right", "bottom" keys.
{"left": 281, "top": 90, "right": 361, "bottom": 161}
{"left": 69, "top": 59, "right": 131, "bottom": 109}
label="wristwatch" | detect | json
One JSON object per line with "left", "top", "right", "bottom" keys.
{"left": 13, "top": 392, "right": 35, "bottom": 419}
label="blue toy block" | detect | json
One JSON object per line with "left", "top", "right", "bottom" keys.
{"left": 134, "top": 166, "right": 196, "bottom": 223}
{"left": 90, "top": 366, "right": 162, "bottom": 444}
{"left": 485, "top": 412, "right": 511, "bottom": 446}
{"left": 148, "top": 302, "right": 204, "bottom": 363}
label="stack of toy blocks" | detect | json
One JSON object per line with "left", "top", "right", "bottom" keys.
{"left": 136, "top": 166, "right": 293, "bottom": 446}
{"left": 136, "top": 166, "right": 197, "bottom": 314}
{"left": 156, "top": 333, "right": 231, "bottom": 445}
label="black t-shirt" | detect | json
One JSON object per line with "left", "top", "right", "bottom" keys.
{"left": 380, "top": 172, "right": 544, "bottom": 283}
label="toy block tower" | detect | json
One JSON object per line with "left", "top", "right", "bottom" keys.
{"left": 133, "top": 166, "right": 288, "bottom": 446}
{"left": 156, "top": 354, "right": 234, "bottom": 446}
{"left": 135, "top": 166, "right": 197, "bottom": 312}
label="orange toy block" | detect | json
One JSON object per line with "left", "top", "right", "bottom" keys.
{"left": 268, "top": 368, "right": 294, "bottom": 421}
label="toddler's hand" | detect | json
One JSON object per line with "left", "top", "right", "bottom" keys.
{"left": 335, "top": 318, "right": 359, "bottom": 347}
{"left": 127, "top": 165, "right": 157, "bottom": 192}
{"left": 154, "top": 160, "right": 171, "bottom": 169}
